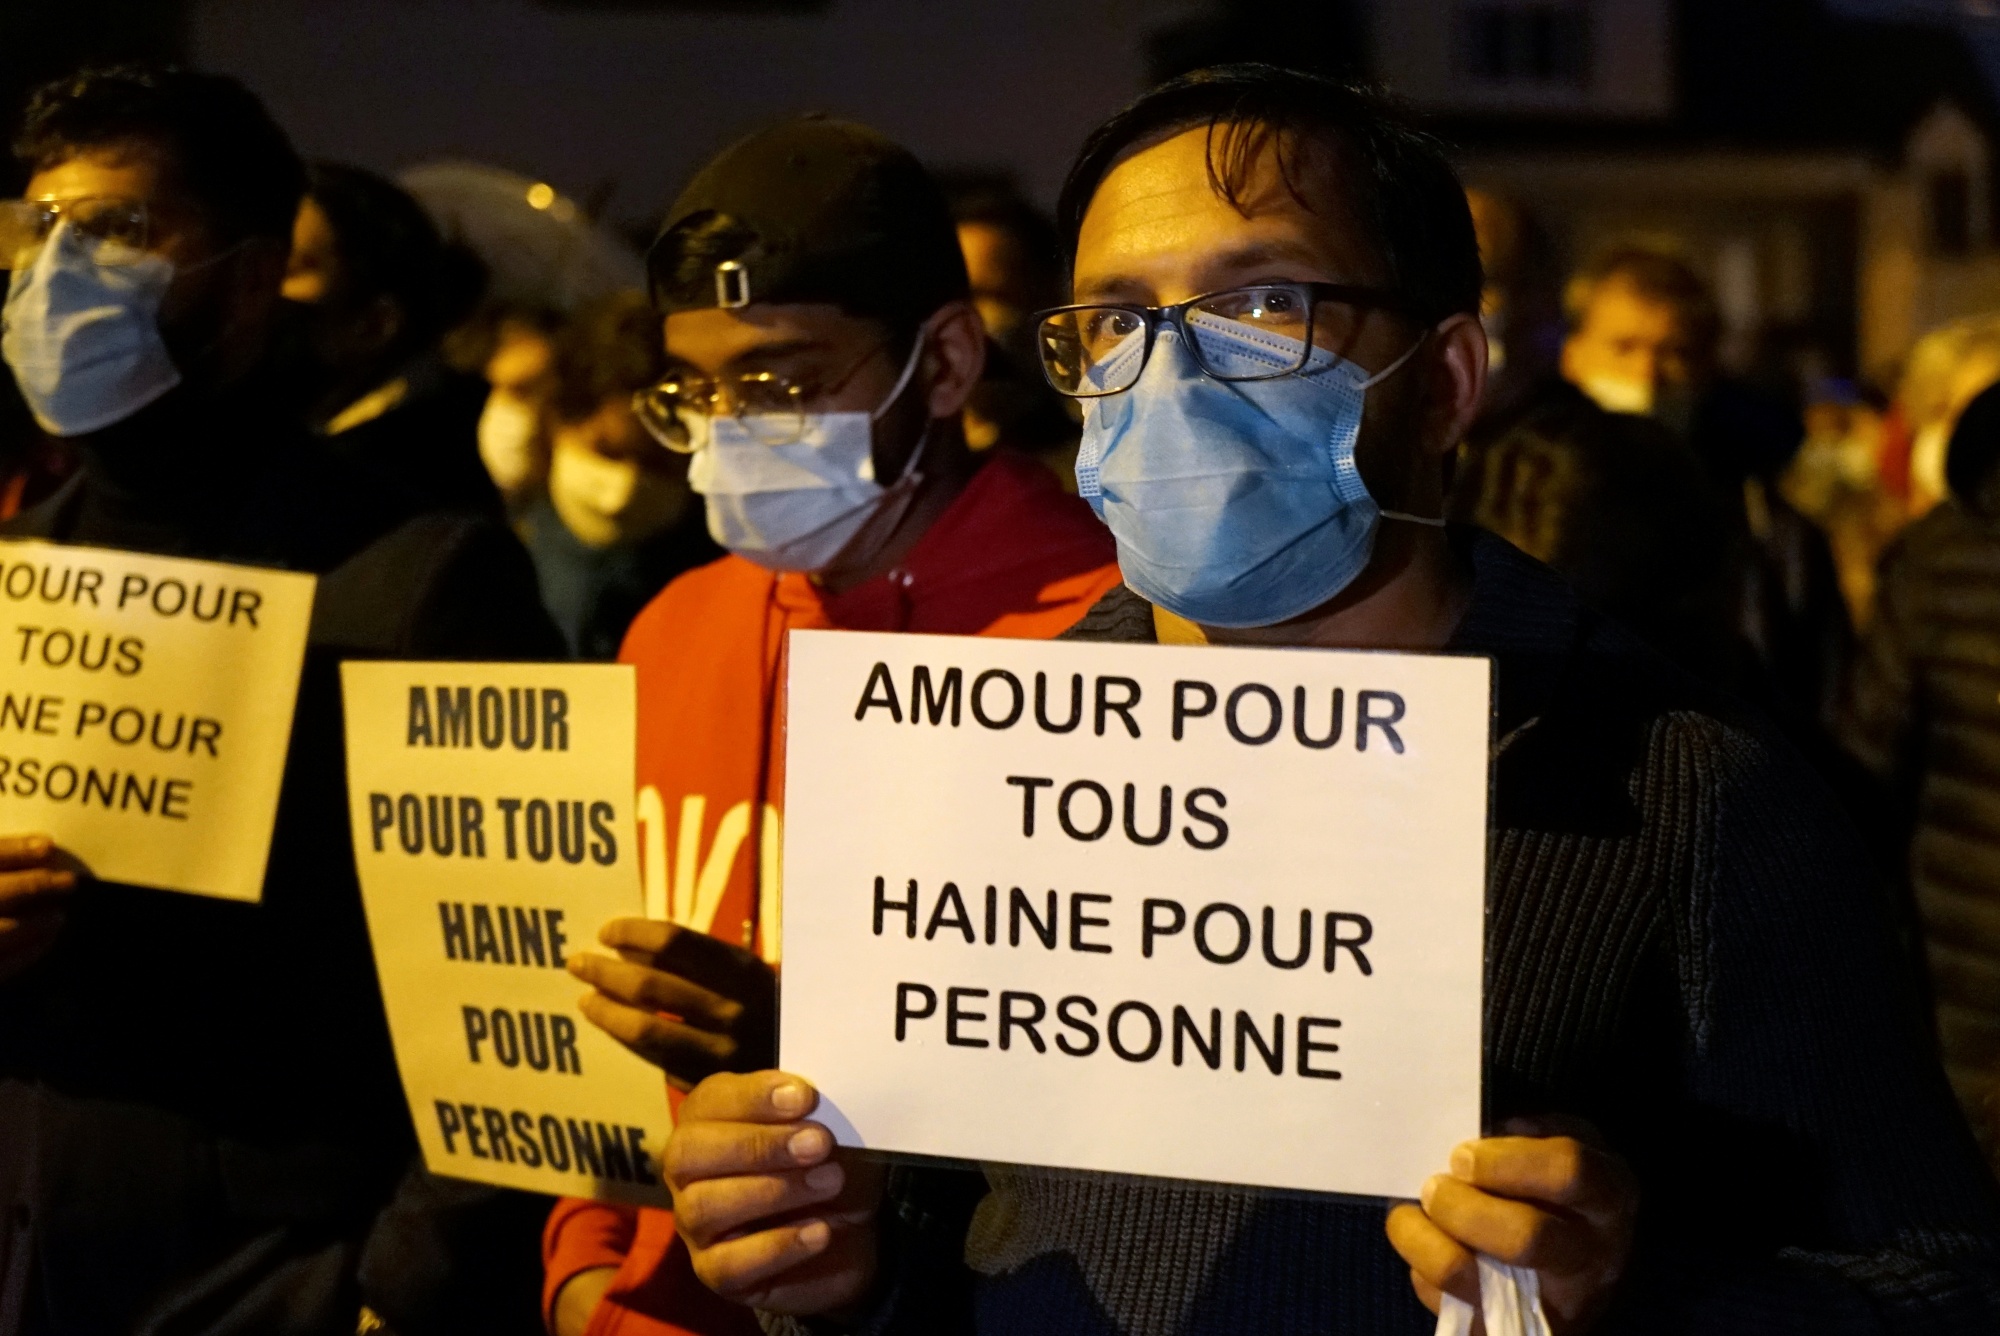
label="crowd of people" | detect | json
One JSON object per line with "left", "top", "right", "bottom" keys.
{"left": 5, "top": 55, "right": 2000, "bottom": 1336}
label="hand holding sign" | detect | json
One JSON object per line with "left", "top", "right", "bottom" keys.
{"left": 343, "top": 663, "right": 673, "bottom": 1205}
{"left": 1387, "top": 1117, "right": 1639, "bottom": 1329}
{"left": 0, "top": 540, "right": 315, "bottom": 902}
{"left": 0, "top": 833, "right": 73, "bottom": 981}
{"left": 664, "top": 1072, "right": 884, "bottom": 1316}
{"left": 781, "top": 630, "right": 1489, "bottom": 1198}
{"left": 570, "top": 918, "right": 779, "bottom": 1091}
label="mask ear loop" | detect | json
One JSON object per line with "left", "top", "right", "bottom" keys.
{"left": 1355, "top": 331, "right": 1427, "bottom": 390}
{"left": 1358, "top": 331, "right": 1451, "bottom": 529}
{"left": 869, "top": 329, "right": 929, "bottom": 423}
{"left": 869, "top": 328, "right": 933, "bottom": 486}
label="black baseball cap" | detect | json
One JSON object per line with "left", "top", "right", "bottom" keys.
{"left": 648, "top": 116, "right": 970, "bottom": 331}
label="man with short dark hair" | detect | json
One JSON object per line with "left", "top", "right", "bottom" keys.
{"left": 543, "top": 117, "right": 1121, "bottom": 1336}
{"left": 660, "top": 67, "right": 2000, "bottom": 1334}
{"left": 0, "top": 65, "right": 561, "bottom": 1334}
{"left": 1562, "top": 245, "right": 1852, "bottom": 734}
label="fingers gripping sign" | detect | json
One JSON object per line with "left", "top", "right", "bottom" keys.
{"left": 0, "top": 833, "right": 77, "bottom": 981}
{"left": 666, "top": 1071, "right": 886, "bottom": 1316}
{"left": 1385, "top": 1118, "right": 1637, "bottom": 1334}
{"left": 569, "top": 916, "right": 780, "bottom": 1091}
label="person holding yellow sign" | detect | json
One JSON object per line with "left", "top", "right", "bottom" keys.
{"left": 0, "top": 65, "right": 562, "bottom": 1335}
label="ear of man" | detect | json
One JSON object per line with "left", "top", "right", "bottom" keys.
{"left": 1421, "top": 313, "right": 1489, "bottom": 461}
{"left": 918, "top": 298, "right": 987, "bottom": 421}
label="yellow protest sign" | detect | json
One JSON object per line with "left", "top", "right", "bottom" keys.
{"left": 342, "top": 661, "right": 670, "bottom": 1206}
{"left": 0, "top": 539, "right": 315, "bottom": 902}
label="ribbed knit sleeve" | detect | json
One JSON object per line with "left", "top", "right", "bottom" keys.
{"left": 1603, "top": 713, "right": 2000, "bottom": 1332}
{"left": 761, "top": 546, "right": 2000, "bottom": 1336}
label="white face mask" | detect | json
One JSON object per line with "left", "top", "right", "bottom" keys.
{"left": 1576, "top": 372, "right": 1654, "bottom": 417}
{"left": 478, "top": 390, "right": 542, "bottom": 493}
{"left": 548, "top": 441, "right": 689, "bottom": 550}
{"left": 2, "top": 220, "right": 183, "bottom": 436}
{"left": 687, "top": 334, "right": 929, "bottom": 572}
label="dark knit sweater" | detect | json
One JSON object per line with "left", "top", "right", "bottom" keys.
{"left": 0, "top": 381, "right": 565, "bottom": 1334}
{"left": 770, "top": 530, "right": 2000, "bottom": 1336}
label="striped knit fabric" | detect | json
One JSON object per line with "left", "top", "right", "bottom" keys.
{"left": 1845, "top": 492, "right": 2000, "bottom": 1169}
{"left": 765, "top": 531, "right": 2000, "bottom": 1336}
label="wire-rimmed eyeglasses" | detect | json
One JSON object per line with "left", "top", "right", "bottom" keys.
{"left": 0, "top": 198, "right": 149, "bottom": 271}
{"left": 631, "top": 341, "right": 890, "bottom": 451}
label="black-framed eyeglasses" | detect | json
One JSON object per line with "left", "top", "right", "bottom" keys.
{"left": 1032, "top": 281, "right": 1410, "bottom": 399}
{"left": 0, "top": 197, "right": 150, "bottom": 271}
{"left": 631, "top": 341, "right": 891, "bottom": 452}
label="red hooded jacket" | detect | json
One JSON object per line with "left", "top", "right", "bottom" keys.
{"left": 542, "top": 452, "right": 1120, "bottom": 1335}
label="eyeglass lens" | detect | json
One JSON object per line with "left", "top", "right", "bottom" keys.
{"left": 633, "top": 373, "right": 807, "bottom": 451}
{"left": 0, "top": 199, "right": 148, "bottom": 271}
{"left": 1038, "top": 285, "right": 1379, "bottom": 397}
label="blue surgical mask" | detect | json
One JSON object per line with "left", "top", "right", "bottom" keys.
{"left": 2, "top": 220, "right": 182, "bottom": 437}
{"left": 1075, "top": 314, "right": 1430, "bottom": 628}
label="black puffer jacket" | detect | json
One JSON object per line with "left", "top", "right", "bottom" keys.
{"left": 1845, "top": 380, "right": 2000, "bottom": 1165}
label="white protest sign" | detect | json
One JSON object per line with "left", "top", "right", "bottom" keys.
{"left": 0, "top": 539, "right": 315, "bottom": 902}
{"left": 342, "top": 662, "right": 670, "bottom": 1207}
{"left": 782, "top": 630, "right": 1490, "bottom": 1199}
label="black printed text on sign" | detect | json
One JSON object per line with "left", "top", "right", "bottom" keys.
{"left": 342, "top": 662, "right": 669, "bottom": 1206}
{"left": 0, "top": 539, "right": 315, "bottom": 901}
{"left": 781, "top": 631, "right": 1489, "bottom": 1198}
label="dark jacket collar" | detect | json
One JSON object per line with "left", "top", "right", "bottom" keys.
{"left": 1064, "top": 528, "right": 1586, "bottom": 745}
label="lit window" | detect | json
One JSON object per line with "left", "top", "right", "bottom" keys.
{"left": 1458, "top": 3, "right": 1592, "bottom": 87}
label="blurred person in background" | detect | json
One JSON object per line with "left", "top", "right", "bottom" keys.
{"left": 1560, "top": 245, "right": 1713, "bottom": 428}
{"left": 1845, "top": 378, "right": 2000, "bottom": 1177}
{"left": 521, "top": 291, "right": 718, "bottom": 659}
{"left": 1892, "top": 315, "right": 2000, "bottom": 522}
{"left": 543, "top": 116, "right": 1120, "bottom": 1336}
{"left": 473, "top": 306, "right": 562, "bottom": 513}
{"left": 0, "top": 65, "right": 560, "bottom": 1335}
{"left": 1464, "top": 185, "right": 1562, "bottom": 424}
{"left": 1452, "top": 389, "right": 1737, "bottom": 684}
{"left": 945, "top": 176, "right": 1081, "bottom": 482}
{"left": 280, "top": 160, "right": 501, "bottom": 520}
{"left": 1782, "top": 378, "right": 1895, "bottom": 626}
{"left": 1561, "top": 245, "right": 1852, "bottom": 731}
{"left": 395, "top": 161, "right": 648, "bottom": 520}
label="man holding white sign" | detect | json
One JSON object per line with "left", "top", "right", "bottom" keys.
{"left": 0, "top": 66, "right": 563, "bottom": 1336}
{"left": 664, "top": 66, "right": 2000, "bottom": 1335}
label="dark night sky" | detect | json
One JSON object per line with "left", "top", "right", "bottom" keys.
{"left": 188, "top": 0, "right": 1195, "bottom": 231}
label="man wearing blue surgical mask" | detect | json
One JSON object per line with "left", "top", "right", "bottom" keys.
{"left": 0, "top": 65, "right": 561, "bottom": 1335}
{"left": 662, "top": 67, "right": 2000, "bottom": 1335}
